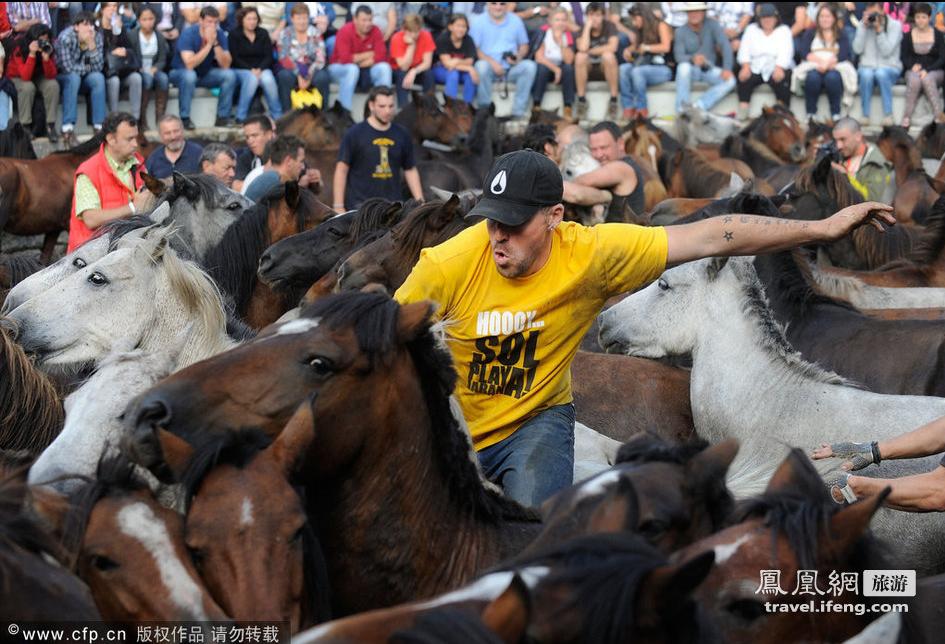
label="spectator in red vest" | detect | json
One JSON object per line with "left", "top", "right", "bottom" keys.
{"left": 68, "top": 111, "right": 153, "bottom": 252}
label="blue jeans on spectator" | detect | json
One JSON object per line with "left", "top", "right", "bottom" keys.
{"left": 619, "top": 63, "right": 673, "bottom": 110}
{"left": 141, "top": 69, "right": 169, "bottom": 91}
{"left": 168, "top": 67, "right": 237, "bottom": 119}
{"left": 859, "top": 66, "right": 900, "bottom": 118}
{"left": 433, "top": 64, "right": 477, "bottom": 103}
{"left": 58, "top": 71, "right": 107, "bottom": 129}
{"left": 0, "top": 94, "right": 10, "bottom": 129}
{"left": 392, "top": 68, "right": 435, "bottom": 105}
{"left": 474, "top": 59, "right": 537, "bottom": 118}
{"left": 476, "top": 403, "right": 575, "bottom": 507}
{"left": 532, "top": 62, "right": 575, "bottom": 108}
{"left": 234, "top": 68, "right": 283, "bottom": 120}
{"left": 327, "top": 62, "right": 393, "bottom": 111}
{"left": 805, "top": 68, "right": 843, "bottom": 118}
{"left": 277, "top": 67, "right": 332, "bottom": 113}
{"left": 675, "top": 61, "right": 736, "bottom": 111}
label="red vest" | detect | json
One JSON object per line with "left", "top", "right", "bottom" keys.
{"left": 68, "top": 144, "right": 145, "bottom": 252}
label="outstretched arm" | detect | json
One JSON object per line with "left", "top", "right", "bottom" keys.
{"left": 843, "top": 466, "right": 945, "bottom": 512}
{"left": 814, "top": 415, "right": 945, "bottom": 468}
{"left": 664, "top": 202, "right": 895, "bottom": 267}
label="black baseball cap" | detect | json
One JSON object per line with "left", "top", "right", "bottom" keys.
{"left": 467, "top": 150, "right": 564, "bottom": 226}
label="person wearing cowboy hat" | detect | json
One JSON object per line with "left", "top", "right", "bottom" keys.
{"left": 673, "top": 2, "right": 736, "bottom": 113}
{"left": 395, "top": 149, "right": 895, "bottom": 508}
{"left": 735, "top": 3, "right": 795, "bottom": 119}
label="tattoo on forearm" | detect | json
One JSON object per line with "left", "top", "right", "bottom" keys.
{"left": 726, "top": 215, "right": 810, "bottom": 229}
{"left": 723, "top": 231, "right": 734, "bottom": 241}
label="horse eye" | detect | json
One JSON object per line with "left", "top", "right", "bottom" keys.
{"left": 308, "top": 356, "right": 334, "bottom": 376}
{"left": 87, "top": 272, "right": 109, "bottom": 286}
{"left": 638, "top": 519, "right": 669, "bottom": 540}
{"left": 726, "top": 599, "right": 767, "bottom": 623}
{"left": 290, "top": 525, "right": 305, "bottom": 543}
{"left": 72, "top": 257, "right": 87, "bottom": 268}
{"left": 328, "top": 227, "right": 345, "bottom": 238}
{"left": 657, "top": 278, "right": 671, "bottom": 291}
{"left": 187, "top": 546, "right": 206, "bottom": 567}
{"left": 90, "top": 554, "right": 120, "bottom": 572}
{"left": 226, "top": 202, "right": 242, "bottom": 210}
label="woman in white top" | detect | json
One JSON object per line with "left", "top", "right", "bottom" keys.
{"left": 736, "top": 3, "right": 795, "bottom": 118}
{"left": 533, "top": 8, "right": 576, "bottom": 120}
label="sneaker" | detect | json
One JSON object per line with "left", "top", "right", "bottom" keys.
{"left": 576, "top": 98, "right": 588, "bottom": 121}
{"left": 183, "top": 118, "right": 197, "bottom": 130}
{"left": 214, "top": 116, "right": 234, "bottom": 128}
{"left": 46, "top": 123, "right": 59, "bottom": 143}
{"left": 607, "top": 98, "right": 619, "bottom": 121}
{"left": 881, "top": 115, "right": 895, "bottom": 126}
{"left": 61, "top": 129, "right": 77, "bottom": 149}
{"left": 562, "top": 105, "right": 574, "bottom": 121}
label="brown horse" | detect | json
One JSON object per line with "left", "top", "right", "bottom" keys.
{"left": 37, "top": 454, "right": 229, "bottom": 621}
{"left": 877, "top": 125, "right": 939, "bottom": 225}
{"left": 129, "top": 293, "right": 545, "bottom": 615}
{"left": 0, "top": 132, "right": 106, "bottom": 262}
{"left": 276, "top": 103, "right": 355, "bottom": 206}
{"left": 674, "top": 449, "right": 888, "bottom": 644}
{"left": 394, "top": 92, "right": 470, "bottom": 150}
{"left": 622, "top": 116, "right": 664, "bottom": 172}
{"left": 659, "top": 148, "right": 753, "bottom": 199}
{"left": 917, "top": 120, "right": 945, "bottom": 159}
{"left": 0, "top": 253, "right": 43, "bottom": 305}
{"left": 203, "top": 181, "right": 333, "bottom": 328}
{"left": 0, "top": 319, "right": 63, "bottom": 456}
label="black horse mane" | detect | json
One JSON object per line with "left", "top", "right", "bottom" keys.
{"left": 204, "top": 201, "right": 270, "bottom": 313}
{"left": 390, "top": 607, "right": 505, "bottom": 644}
{"left": 168, "top": 173, "right": 233, "bottom": 204}
{"left": 616, "top": 433, "right": 709, "bottom": 465}
{"left": 0, "top": 466, "right": 65, "bottom": 563}
{"left": 349, "top": 198, "right": 404, "bottom": 243}
{"left": 755, "top": 250, "right": 859, "bottom": 318}
{"left": 899, "top": 194, "right": 945, "bottom": 266}
{"left": 735, "top": 449, "right": 887, "bottom": 572}
{"left": 0, "top": 122, "right": 36, "bottom": 159}
{"left": 300, "top": 292, "right": 540, "bottom": 524}
{"left": 92, "top": 213, "right": 157, "bottom": 250}
{"left": 390, "top": 199, "right": 466, "bottom": 267}
{"left": 53, "top": 130, "right": 106, "bottom": 157}
{"left": 0, "top": 254, "right": 43, "bottom": 286}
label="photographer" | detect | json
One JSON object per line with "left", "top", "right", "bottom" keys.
{"left": 832, "top": 116, "right": 893, "bottom": 202}
{"left": 8, "top": 23, "right": 60, "bottom": 141}
{"left": 470, "top": 2, "right": 536, "bottom": 123}
{"left": 854, "top": 3, "right": 902, "bottom": 126}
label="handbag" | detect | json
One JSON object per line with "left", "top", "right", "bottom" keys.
{"left": 291, "top": 87, "right": 323, "bottom": 110}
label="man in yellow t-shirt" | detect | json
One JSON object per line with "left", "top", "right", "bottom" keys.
{"left": 394, "top": 149, "right": 894, "bottom": 507}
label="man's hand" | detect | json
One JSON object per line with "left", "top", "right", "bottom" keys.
{"left": 721, "top": 69, "right": 733, "bottom": 81}
{"left": 490, "top": 59, "right": 505, "bottom": 76}
{"left": 298, "top": 75, "right": 311, "bottom": 90}
{"left": 403, "top": 69, "right": 417, "bottom": 88}
{"left": 692, "top": 53, "right": 706, "bottom": 67}
{"left": 553, "top": 66, "right": 561, "bottom": 84}
{"left": 772, "top": 66, "right": 785, "bottom": 83}
{"left": 112, "top": 46, "right": 127, "bottom": 57}
{"left": 299, "top": 168, "right": 321, "bottom": 189}
{"left": 738, "top": 64, "right": 751, "bottom": 82}
{"left": 820, "top": 201, "right": 896, "bottom": 239}
{"left": 813, "top": 441, "right": 881, "bottom": 471}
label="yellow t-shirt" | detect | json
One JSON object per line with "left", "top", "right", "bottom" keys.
{"left": 393, "top": 220, "right": 668, "bottom": 451}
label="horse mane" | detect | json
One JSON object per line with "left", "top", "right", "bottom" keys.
{"left": 0, "top": 321, "right": 63, "bottom": 455}
{"left": 52, "top": 130, "right": 106, "bottom": 157}
{"left": 616, "top": 433, "right": 709, "bottom": 465}
{"left": 276, "top": 104, "right": 324, "bottom": 132}
{"left": 179, "top": 428, "right": 273, "bottom": 501}
{"left": 390, "top": 607, "right": 505, "bottom": 644}
{"left": 390, "top": 199, "right": 466, "bottom": 268}
{"left": 0, "top": 466, "right": 66, "bottom": 564}
{"left": 96, "top": 214, "right": 156, "bottom": 250}
{"left": 735, "top": 449, "right": 886, "bottom": 571}
{"left": 677, "top": 150, "right": 733, "bottom": 197}
{"left": 166, "top": 173, "right": 231, "bottom": 205}
{"left": 349, "top": 198, "right": 403, "bottom": 243}
{"left": 0, "top": 122, "right": 36, "bottom": 159}
{"left": 204, "top": 201, "right": 270, "bottom": 313}
{"left": 0, "top": 254, "right": 43, "bottom": 287}
{"left": 300, "top": 292, "right": 540, "bottom": 524}
{"left": 793, "top": 164, "right": 862, "bottom": 211}
{"left": 901, "top": 195, "right": 945, "bottom": 266}
{"left": 730, "top": 258, "right": 856, "bottom": 387}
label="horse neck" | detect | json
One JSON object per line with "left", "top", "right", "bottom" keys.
{"left": 170, "top": 204, "right": 239, "bottom": 261}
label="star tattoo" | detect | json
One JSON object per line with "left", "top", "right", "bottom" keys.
{"left": 723, "top": 231, "right": 734, "bottom": 241}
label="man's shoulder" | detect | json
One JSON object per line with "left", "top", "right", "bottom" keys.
{"left": 184, "top": 139, "right": 204, "bottom": 155}
{"left": 423, "top": 221, "right": 490, "bottom": 266}
{"left": 388, "top": 122, "right": 413, "bottom": 141}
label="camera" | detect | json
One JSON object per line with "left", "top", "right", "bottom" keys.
{"left": 817, "top": 140, "right": 842, "bottom": 164}
{"left": 502, "top": 50, "right": 518, "bottom": 64}
{"left": 38, "top": 40, "right": 53, "bottom": 54}
{"left": 865, "top": 12, "right": 884, "bottom": 26}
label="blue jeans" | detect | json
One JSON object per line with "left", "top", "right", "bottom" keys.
{"left": 327, "top": 62, "right": 392, "bottom": 111}
{"left": 141, "top": 70, "right": 169, "bottom": 91}
{"left": 476, "top": 403, "right": 575, "bottom": 507}
{"left": 0, "top": 93, "right": 9, "bottom": 129}
{"left": 58, "top": 71, "right": 107, "bottom": 128}
{"left": 168, "top": 67, "right": 237, "bottom": 119}
{"left": 392, "top": 68, "right": 435, "bottom": 106}
{"left": 433, "top": 64, "right": 477, "bottom": 103}
{"left": 234, "top": 68, "right": 283, "bottom": 120}
{"left": 619, "top": 63, "right": 672, "bottom": 110}
{"left": 277, "top": 67, "right": 331, "bottom": 113}
{"left": 533, "top": 62, "right": 575, "bottom": 106}
{"left": 859, "top": 66, "right": 900, "bottom": 117}
{"left": 474, "top": 59, "right": 537, "bottom": 118}
{"left": 805, "top": 69, "right": 843, "bottom": 117}
{"left": 675, "top": 61, "right": 736, "bottom": 111}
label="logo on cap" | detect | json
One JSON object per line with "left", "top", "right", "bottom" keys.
{"left": 490, "top": 170, "right": 507, "bottom": 195}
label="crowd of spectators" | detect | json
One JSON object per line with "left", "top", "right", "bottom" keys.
{"left": 2, "top": 2, "right": 945, "bottom": 147}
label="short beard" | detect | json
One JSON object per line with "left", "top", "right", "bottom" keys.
{"left": 166, "top": 139, "right": 185, "bottom": 152}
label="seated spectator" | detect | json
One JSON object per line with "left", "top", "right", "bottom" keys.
{"left": 573, "top": 121, "right": 644, "bottom": 223}
{"left": 433, "top": 13, "right": 479, "bottom": 105}
{"left": 242, "top": 134, "right": 314, "bottom": 201}
{"left": 169, "top": 5, "right": 237, "bottom": 130}
{"left": 100, "top": 3, "right": 143, "bottom": 127}
{"left": 278, "top": 2, "right": 332, "bottom": 41}
{"left": 145, "top": 114, "right": 204, "bottom": 178}
{"left": 470, "top": 2, "right": 537, "bottom": 122}
{"left": 241, "top": 2, "right": 284, "bottom": 38}
{"left": 708, "top": 2, "right": 752, "bottom": 51}
{"left": 234, "top": 114, "right": 274, "bottom": 191}
{"left": 390, "top": 13, "right": 436, "bottom": 105}
{"left": 855, "top": 3, "right": 903, "bottom": 126}
{"left": 833, "top": 117, "right": 892, "bottom": 201}
{"left": 200, "top": 142, "right": 237, "bottom": 187}
{"left": 674, "top": 2, "right": 735, "bottom": 113}
{"left": 8, "top": 2, "right": 51, "bottom": 33}
{"left": 901, "top": 3, "right": 945, "bottom": 128}
{"left": 55, "top": 11, "right": 108, "bottom": 148}
{"left": 277, "top": 3, "right": 330, "bottom": 114}
{"left": 795, "top": 4, "right": 853, "bottom": 122}
{"left": 361, "top": 2, "right": 397, "bottom": 42}
{"left": 575, "top": 2, "right": 619, "bottom": 121}
{"left": 736, "top": 4, "right": 794, "bottom": 119}
{"left": 618, "top": 4, "right": 673, "bottom": 120}
{"left": 132, "top": 6, "right": 170, "bottom": 131}
{"left": 7, "top": 23, "right": 60, "bottom": 141}
{"left": 230, "top": 6, "right": 283, "bottom": 123}
{"left": 139, "top": 2, "right": 183, "bottom": 51}
{"left": 328, "top": 5, "right": 393, "bottom": 113}
{"left": 180, "top": 2, "right": 228, "bottom": 27}
{"left": 533, "top": 8, "right": 576, "bottom": 119}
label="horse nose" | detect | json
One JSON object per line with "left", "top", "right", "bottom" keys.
{"left": 258, "top": 249, "right": 275, "bottom": 278}
{"left": 792, "top": 143, "right": 807, "bottom": 161}
{"left": 133, "top": 397, "right": 173, "bottom": 433}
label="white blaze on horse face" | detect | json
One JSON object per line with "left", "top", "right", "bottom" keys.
{"left": 240, "top": 497, "right": 254, "bottom": 528}
{"left": 117, "top": 502, "right": 210, "bottom": 621}
{"left": 273, "top": 317, "right": 321, "bottom": 337}
{"left": 712, "top": 533, "right": 751, "bottom": 565}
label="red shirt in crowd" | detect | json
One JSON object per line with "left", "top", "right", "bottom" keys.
{"left": 330, "top": 20, "right": 387, "bottom": 65}
{"left": 7, "top": 49, "right": 58, "bottom": 81}
{"left": 389, "top": 29, "right": 435, "bottom": 69}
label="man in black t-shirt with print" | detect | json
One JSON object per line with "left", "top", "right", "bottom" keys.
{"left": 333, "top": 85, "right": 424, "bottom": 211}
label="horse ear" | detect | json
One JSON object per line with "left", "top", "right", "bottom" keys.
{"left": 443, "top": 95, "right": 454, "bottom": 107}
{"left": 141, "top": 171, "right": 166, "bottom": 196}
{"left": 285, "top": 180, "right": 301, "bottom": 210}
{"left": 481, "top": 574, "right": 531, "bottom": 644}
{"left": 28, "top": 485, "right": 70, "bottom": 541}
{"left": 396, "top": 300, "right": 435, "bottom": 342}
{"left": 154, "top": 427, "right": 196, "bottom": 482}
{"left": 150, "top": 201, "right": 171, "bottom": 224}
{"left": 686, "top": 438, "right": 739, "bottom": 491}
{"left": 149, "top": 234, "right": 170, "bottom": 262}
{"left": 728, "top": 173, "right": 745, "bottom": 194}
{"left": 826, "top": 488, "right": 890, "bottom": 555}
{"left": 705, "top": 256, "right": 730, "bottom": 281}
{"left": 642, "top": 550, "right": 715, "bottom": 609}
{"left": 430, "top": 196, "right": 461, "bottom": 230}
{"left": 812, "top": 153, "right": 833, "bottom": 184}
{"left": 172, "top": 172, "right": 199, "bottom": 201}
{"left": 268, "top": 395, "right": 317, "bottom": 477}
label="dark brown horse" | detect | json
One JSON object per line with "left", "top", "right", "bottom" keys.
{"left": 129, "top": 293, "right": 544, "bottom": 615}
{"left": 876, "top": 125, "right": 939, "bottom": 225}
{"left": 659, "top": 147, "right": 753, "bottom": 199}
{"left": 394, "top": 92, "right": 470, "bottom": 150}
{"left": 917, "top": 120, "right": 945, "bottom": 159}
{"left": 0, "top": 132, "right": 106, "bottom": 262}
{"left": 276, "top": 103, "right": 355, "bottom": 206}
{"left": 203, "top": 181, "right": 333, "bottom": 328}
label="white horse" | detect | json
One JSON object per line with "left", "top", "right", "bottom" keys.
{"left": 675, "top": 104, "right": 741, "bottom": 147}
{"left": 598, "top": 256, "right": 945, "bottom": 573}
{"left": 798, "top": 254, "right": 945, "bottom": 309}
{"left": 560, "top": 132, "right": 599, "bottom": 180}
{"left": 7, "top": 227, "right": 236, "bottom": 372}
